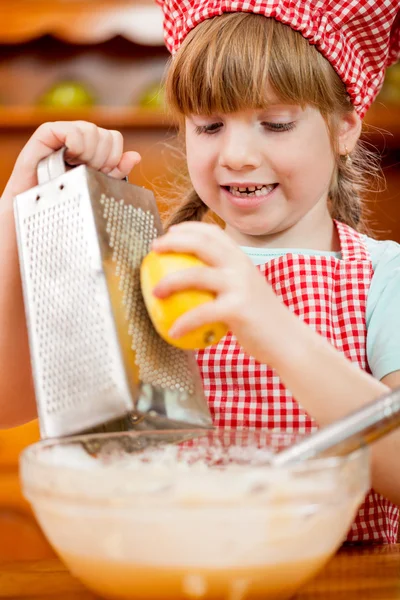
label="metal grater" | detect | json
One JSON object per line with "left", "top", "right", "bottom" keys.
{"left": 14, "top": 148, "right": 213, "bottom": 439}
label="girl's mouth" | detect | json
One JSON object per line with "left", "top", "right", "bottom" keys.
{"left": 224, "top": 184, "right": 278, "bottom": 198}
{"left": 221, "top": 183, "right": 278, "bottom": 208}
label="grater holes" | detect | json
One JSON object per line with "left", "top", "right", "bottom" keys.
{"left": 101, "top": 195, "right": 195, "bottom": 396}
{"left": 23, "top": 194, "right": 119, "bottom": 416}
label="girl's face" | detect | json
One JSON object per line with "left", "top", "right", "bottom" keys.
{"left": 185, "top": 100, "right": 339, "bottom": 248}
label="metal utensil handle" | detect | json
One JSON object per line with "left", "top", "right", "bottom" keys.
{"left": 273, "top": 386, "right": 400, "bottom": 466}
{"left": 37, "top": 147, "right": 68, "bottom": 184}
{"left": 37, "top": 147, "right": 129, "bottom": 185}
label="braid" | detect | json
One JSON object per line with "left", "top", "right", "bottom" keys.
{"left": 164, "top": 189, "right": 209, "bottom": 229}
{"left": 329, "top": 156, "right": 363, "bottom": 230}
{"left": 329, "top": 140, "right": 382, "bottom": 234}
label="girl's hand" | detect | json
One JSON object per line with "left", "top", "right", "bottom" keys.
{"left": 4, "top": 121, "right": 141, "bottom": 201}
{"left": 151, "top": 221, "right": 287, "bottom": 364}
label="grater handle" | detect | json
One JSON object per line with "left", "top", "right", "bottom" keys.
{"left": 37, "top": 147, "right": 68, "bottom": 184}
{"left": 273, "top": 386, "right": 400, "bottom": 466}
{"left": 37, "top": 147, "right": 130, "bottom": 185}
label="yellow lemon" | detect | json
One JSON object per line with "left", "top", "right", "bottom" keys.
{"left": 140, "top": 251, "right": 228, "bottom": 350}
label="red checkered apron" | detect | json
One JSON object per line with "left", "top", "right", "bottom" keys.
{"left": 196, "top": 220, "right": 399, "bottom": 543}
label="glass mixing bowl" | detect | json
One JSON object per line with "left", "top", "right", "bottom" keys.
{"left": 20, "top": 429, "right": 369, "bottom": 600}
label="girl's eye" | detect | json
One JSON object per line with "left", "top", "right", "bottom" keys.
{"left": 194, "top": 123, "right": 222, "bottom": 135}
{"left": 262, "top": 122, "right": 295, "bottom": 132}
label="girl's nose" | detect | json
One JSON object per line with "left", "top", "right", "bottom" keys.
{"left": 218, "top": 130, "right": 262, "bottom": 171}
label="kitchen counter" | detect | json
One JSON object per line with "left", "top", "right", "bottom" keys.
{"left": 1, "top": 544, "right": 399, "bottom": 599}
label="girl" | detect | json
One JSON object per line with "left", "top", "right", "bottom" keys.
{"left": 0, "top": 1, "right": 399, "bottom": 544}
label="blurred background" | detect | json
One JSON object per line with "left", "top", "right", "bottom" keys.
{"left": 0, "top": 0, "right": 399, "bottom": 563}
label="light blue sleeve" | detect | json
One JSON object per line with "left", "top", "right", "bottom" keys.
{"left": 242, "top": 237, "right": 400, "bottom": 380}
{"left": 366, "top": 236, "right": 400, "bottom": 380}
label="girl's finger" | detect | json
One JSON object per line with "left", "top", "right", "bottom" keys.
{"left": 14, "top": 121, "right": 84, "bottom": 169}
{"left": 166, "top": 222, "right": 224, "bottom": 238}
{"left": 64, "top": 121, "right": 99, "bottom": 165}
{"left": 168, "top": 300, "right": 222, "bottom": 340}
{"left": 100, "top": 130, "right": 124, "bottom": 174}
{"left": 8, "top": 122, "right": 135, "bottom": 197}
{"left": 107, "top": 151, "right": 142, "bottom": 179}
{"left": 10, "top": 122, "right": 87, "bottom": 194}
{"left": 86, "top": 128, "right": 114, "bottom": 171}
{"left": 152, "top": 227, "right": 243, "bottom": 268}
{"left": 153, "top": 267, "right": 224, "bottom": 298}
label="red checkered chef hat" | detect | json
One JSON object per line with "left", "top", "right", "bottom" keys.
{"left": 155, "top": 0, "right": 400, "bottom": 118}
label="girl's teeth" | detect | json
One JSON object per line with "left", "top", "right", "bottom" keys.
{"left": 229, "top": 185, "right": 274, "bottom": 198}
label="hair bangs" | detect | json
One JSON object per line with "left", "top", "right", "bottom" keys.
{"left": 165, "top": 13, "right": 348, "bottom": 119}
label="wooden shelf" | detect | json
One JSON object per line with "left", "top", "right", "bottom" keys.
{"left": 0, "top": 0, "right": 164, "bottom": 46}
{"left": 0, "top": 104, "right": 398, "bottom": 143}
{"left": 0, "top": 106, "right": 177, "bottom": 129}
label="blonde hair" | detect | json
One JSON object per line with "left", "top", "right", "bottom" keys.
{"left": 163, "top": 13, "right": 380, "bottom": 232}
